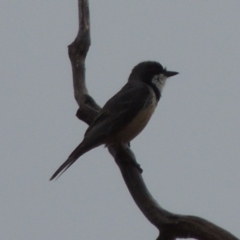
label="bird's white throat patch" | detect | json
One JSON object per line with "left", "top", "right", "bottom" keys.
{"left": 151, "top": 74, "right": 167, "bottom": 92}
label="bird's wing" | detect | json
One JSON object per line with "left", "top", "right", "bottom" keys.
{"left": 83, "top": 82, "right": 152, "bottom": 144}
{"left": 49, "top": 82, "right": 153, "bottom": 181}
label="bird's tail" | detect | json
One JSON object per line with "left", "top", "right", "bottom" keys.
{"left": 49, "top": 141, "right": 92, "bottom": 181}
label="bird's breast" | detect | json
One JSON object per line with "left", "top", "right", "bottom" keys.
{"left": 109, "top": 88, "right": 157, "bottom": 144}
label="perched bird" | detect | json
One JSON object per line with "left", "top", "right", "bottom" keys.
{"left": 50, "top": 61, "right": 178, "bottom": 180}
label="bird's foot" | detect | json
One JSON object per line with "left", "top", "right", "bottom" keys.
{"left": 116, "top": 144, "right": 143, "bottom": 173}
{"left": 124, "top": 160, "right": 143, "bottom": 173}
{"left": 108, "top": 143, "right": 143, "bottom": 173}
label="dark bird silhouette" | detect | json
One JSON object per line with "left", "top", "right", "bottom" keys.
{"left": 50, "top": 61, "right": 178, "bottom": 180}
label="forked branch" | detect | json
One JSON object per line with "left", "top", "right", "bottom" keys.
{"left": 67, "top": 1, "right": 239, "bottom": 239}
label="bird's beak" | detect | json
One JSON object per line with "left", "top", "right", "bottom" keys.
{"left": 165, "top": 71, "right": 179, "bottom": 78}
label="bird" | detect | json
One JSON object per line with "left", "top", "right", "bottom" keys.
{"left": 50, "top": 61, "right": 178, "bottom": 180}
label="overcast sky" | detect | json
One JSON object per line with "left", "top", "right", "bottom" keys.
{"left": 1, "top": 1, "right": 240, "bottom": 239}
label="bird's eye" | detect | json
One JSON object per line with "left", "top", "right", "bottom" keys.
{"left": 150, "top": 67, "right": 160, "bottom": 75}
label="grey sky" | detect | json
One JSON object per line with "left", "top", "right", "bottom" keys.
{"left": 1, "top": 1, "right": 240, "bottom": 239}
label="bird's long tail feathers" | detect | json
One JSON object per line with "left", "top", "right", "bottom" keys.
{"left": 50, "top": 142, "right": 91, "bottom": 181}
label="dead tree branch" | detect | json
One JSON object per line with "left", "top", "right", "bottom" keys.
{"left": 67, "top": 1, "right": 239, "bottom": 239}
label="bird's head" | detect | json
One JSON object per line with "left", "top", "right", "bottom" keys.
{"left": 128, "top": 61, "right": 178, "bottom": 93}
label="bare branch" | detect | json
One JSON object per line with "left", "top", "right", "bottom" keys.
{"left": 109, "top": 146, "right": 238, "bottom": 240}
{"left": 68, "top": 0, "right": 100, "bottom": 123}
{"left": 67, "top": 1, "right": 239, "bottom": 239}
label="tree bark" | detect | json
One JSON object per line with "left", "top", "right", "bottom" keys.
{"left": 67, "top": 1, "right": 239, "bottom": 239}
